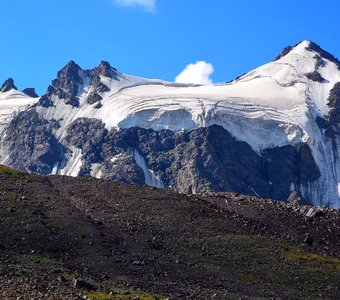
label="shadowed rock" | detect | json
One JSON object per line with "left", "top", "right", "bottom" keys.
{"left": 22, "top": 88, "right": 39, "bottom": 98}
{"left": 1, "top": 78, "right": 17, "bottom": 92}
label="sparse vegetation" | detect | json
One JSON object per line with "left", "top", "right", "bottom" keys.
{"left": 283, "top": 245, "right": 340, "bottom": 270}
{"left": 0, "top": 167, "right": 339, "bottom": 299}
{"left": 0, "top": 165, "right": 21, "bottom": 176}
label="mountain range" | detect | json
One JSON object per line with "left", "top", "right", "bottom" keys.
{"left": 1, "top": 40, "right": 340, "bottom": 208}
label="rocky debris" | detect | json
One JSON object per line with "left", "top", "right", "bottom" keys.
{"left": 0, "top": 168, "right": 339, "bottom": 299}
{"left": 1, "top": 78, "right": 17, "bottom": 92}
{"left": 132, "top": 260, "right": 146, "bottom": 266}
{"left": 303, "top": 233, "right": 314, "bottom": 245}
{"left": 305, "top": 207, "right": 326, "bottom": 219}
{"left": 287, "top": 191, "right": 301, "bottom": 206}
{"left": 22, "top": 87, "right": 39, "bottom": 98}
{"left": 73, "top": 279, "right": 97, "bottom": 290}
{"left": 57, "top": 275, "right": 67, "bottom": 282}
{"left": 201, "top": 191, "right": 340, "bottom": 255}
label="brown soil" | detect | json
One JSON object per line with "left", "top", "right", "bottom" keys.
{"left": 0, "top": 166, "right": 339, "bottom": 299}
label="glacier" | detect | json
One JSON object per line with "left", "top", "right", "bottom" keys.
{"left": 1, "top": 40, "right": 340, "bottom": 207}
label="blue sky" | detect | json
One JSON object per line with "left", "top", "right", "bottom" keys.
{"left": 1, "top": 0, "right": 340, "bottom": 94}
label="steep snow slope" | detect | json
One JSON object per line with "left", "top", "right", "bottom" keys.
{"left": 1, "top": 40, "right": 340, "bottom": 207}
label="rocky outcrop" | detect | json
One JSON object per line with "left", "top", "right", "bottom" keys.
{"left": 305, "top": 71, "right": 324, "bottom": 82}
{"left": 47, "top": 119, "right": 319, "bottom": 202}
{"left": 36, "top": 61, "right": 117, "bottom": 107}
{"left": 47, "top": 61, "right": 84, "bottom": 107}
{"left": 327, "top": 82, "right": 340, "bottom": 126}
{"left": 1, "top": 113, "right": 320, "bottom": 202}
{"left": 1, "top": 78, "right": 17, "bottom": 92}
{"left": 2, "top": 109, "right": 65, "bottom": 174}
{"left": 316, "top": 82, "right": 340, "bottom": 138}
{"left": 22, "top": 88, "right": 39, "bottom": 98}
{"left": 274, "top": 45, "right": 294, "bottom": 61}
{"left": 306, "top": 41, "right": 340, "bottom": 70}
{"left": 86, "top": 61, "right": 117, "bottom": 105}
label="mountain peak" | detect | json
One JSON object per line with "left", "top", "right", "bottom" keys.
{"left": 1, "top": 78, "right": 17, "bottom": 92}
{"left": 58, "top": 60, "right": 82, "bottom": 77}
{"left": 22, "top": 88, "right": 39, "bottom": 98}
{"left": 274, "top": 40, "right": 340, "bottom": 69}
{"left": 96, "top": 60, "right": 118, "bottom": 77}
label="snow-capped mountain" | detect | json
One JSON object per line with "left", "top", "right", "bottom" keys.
{"left": 1, "top": 40, "right": 340, "bottom": 208}
{"left": 0, "top": 79, "right": 39, "bottom": 134}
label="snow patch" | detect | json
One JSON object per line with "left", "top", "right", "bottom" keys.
{"left": 129, "top": 148, "right": 164, "bottom": 188}
{"left": 90, "top": 163, "right": 103, "bottom": 179}
{"left": 59, "top": 148, "right": 83, "bottom": 177}
{"left": 0, "top": 90, "right": 39, "bottom": 135}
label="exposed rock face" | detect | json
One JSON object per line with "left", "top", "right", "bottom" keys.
{"left": 1, "top": 78, "right": 17, "bottom": 92}
{"left": 2, "top": 109, "right": 65, "bottom": 174}
{"left": 315, "top": 82, "right": 340, "bottom": 138}
{"left": 85, "top": 61, "right": 113, "bottom": 105}
{"left": 305, "top": 71, "right": 324, "bottom": 82}
{"left": 2, "top": 115, "right": 317, "bottom": 202}
{"left": 274, "top": 45, "right": 294, "bottom": 61}
{"left": 327, "top": 82, "right": 340, "bottom": 127}
{"left": 48, "top": 61, "right": 83, "bottom": 107}
{"left": 37, "top": 60, "right": 117, "bottom": 108}
{"left": 306, "top": 41, "right": 340, "bottom": 70}
{"left": 22, "top": 88, "right": 39, "bottom": 98}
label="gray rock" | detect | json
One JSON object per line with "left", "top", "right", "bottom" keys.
{"left": 2, "top": 109, "right": 65, "bottom": 174}
{"left": 72, "top": 279, "right": 97, "bottom": 290}
{"left": 1, "top": 78, "right": 17, "bottom": 92}
{"left": 22, "top": 88, "right": 39, "bottom": 98}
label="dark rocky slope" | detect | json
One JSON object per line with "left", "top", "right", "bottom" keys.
{"left": 3, "top": 114, "right": 320, "bottom": 203}
{"left": 0, "top": 166, "right": 339, "bottom": 299}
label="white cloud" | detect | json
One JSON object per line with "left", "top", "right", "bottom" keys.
{"left": 175, "top": 61, "right": 214, "bottom": 85}
{"left": 113, "top": 0, "right": 156, "bottom": 13}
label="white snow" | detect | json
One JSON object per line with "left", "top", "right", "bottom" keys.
{"left": 129, "top": 148, "right": 164, "bottom": 188}
{"left": 0, "top": 89, "right": 39, "bottom": 134}
{"left": 58, "top": 148, "right": 83, "bottom": 177}
{"left": 90, "top": 163, "right": 103, "bottom": 179}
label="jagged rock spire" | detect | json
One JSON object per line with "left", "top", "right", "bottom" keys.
{"left": 1, "top": 78, "right": 17, "bottom": 92}
{"left": 22, "top": 88, "right": 39, "bottom": 98}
